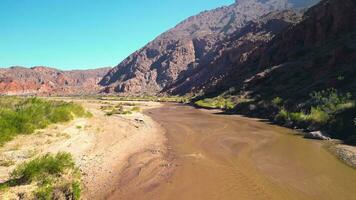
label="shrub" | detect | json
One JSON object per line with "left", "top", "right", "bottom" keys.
{"left": 131, "top": 106, "right": 141, "bottom": 112}
{"left": 0, "top": 97, "right": 90, "bottom": 145}
{"left": 290, "top": 112, "right": 309, "bottom": 123}
{"left": 309, "top": 88, "right": 354, "bottom": 114}
{"left": 275, "top": 107, "right": 289, "bottom": 122}
{"left": 272, "top": 97, "right": 283, "bottom": 106}
{"left": 106, "top": 107, "right": 133, "bottom": 116}
{"left": 35, "top": 184, "right": 54, "bottom": 200}
{"left": 10, "top": 152, "right": 75, "bottom": 184}
{"left": 195, "top": 97, "right": 235, "bottom": 110}
{"left": 309, "top": 107, "right": 330, "bottom": 124}
{"left": 72, "top": 181, "right": 82, "bottom": 200}
{"left": 7, "top": 152, "right": 81, "bottom": 200}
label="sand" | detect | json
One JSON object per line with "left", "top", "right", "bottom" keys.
{"left": 0, "top": 99, "right": 167, "bottom": 199}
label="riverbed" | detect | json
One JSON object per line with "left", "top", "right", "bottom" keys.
{"left": 110, "top": 104, "right": 356, "bottom": 200}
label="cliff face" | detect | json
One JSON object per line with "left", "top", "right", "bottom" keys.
{"left": 100, "top": 0, "right": 317, "bottom": 95}
{"left": 221, "top": 0, "right": 356, "bottom": 101}
{"left": 0, "top": 66, "right": 111, "bottom": 96}
{"left": 163, "top": 10, "right": 302, "bottom": 95}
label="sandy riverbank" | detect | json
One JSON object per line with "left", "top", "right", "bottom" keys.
{"left": 0, "top": 99, "right": 167, "bottom": 199}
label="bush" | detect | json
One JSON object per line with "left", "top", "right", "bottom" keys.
{"left": 272, "top": 97, "right": 283, "bottom": 106}
{"left": 106, "top": 106, "right": 133, "bottom": 116}
{"left": 309, "top": 107, "right": 330, "bottom": 124}
{"left": 0, "top": 97, "right": 90, "bottom": 145}
{"left": 72, "top": 181, "right": 82, "bottom": 200}
{"left": 131, "top": 106, "right": 141, "bottom": 112}
{"left": 290, "top": 112, "right": 309, "bottom": 123}
{"left": 275, "top": 107, "right": 289, "bottom": 122}
{"left": 10, "top": 152, "right": 75, "bottom": 184}
{"left": 309, "top": 88, "right": 354, "bottom": 114}
{"left": 7, "top": 152, "right": 81, "bottom": 200}
{"left": 195, "top": 97, "right": 235, "bottom": 110}
{"left": 35, "top": 184, "right": 54, "bottom": 200}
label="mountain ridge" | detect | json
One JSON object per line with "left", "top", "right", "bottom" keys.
{"left": 99, "top": 0, "right": 318, "bottom": 95}
{"left": 0, "top": 66, "right": 111, "bottom": 96}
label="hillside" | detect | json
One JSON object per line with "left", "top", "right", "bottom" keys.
{"left": 197, "top": 0, "right": 356, "bottom": 144}
{"left": 0, "top": 66, "right": 111, "bottom": 96}
{"left": 99, "top": 0, "right": 318, "bottom": 95}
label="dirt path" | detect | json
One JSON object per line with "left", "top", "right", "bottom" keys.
{"left": 108, "top": 104, "right": 356, "bottom": 200}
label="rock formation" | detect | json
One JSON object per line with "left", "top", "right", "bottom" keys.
{"left": 0, "top": 66, "right": 111, "bottom": 96}
{"left": 100, "top": 0, "right": 318, "bottom": 95}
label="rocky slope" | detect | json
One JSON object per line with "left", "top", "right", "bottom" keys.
{"left": 200, "top": 0, "right": 356, "bottom": 144}
{"left": 215, "top": 0, "right": 356, "bottom": 101}
{"left": 100, "top": 0, "right": 318, "bottom": 95}
{"left": 0, "top": 66, "right": 111, "bottom": 95}
{"left": 163, "top": 10, "right": 303, "bottom": 95}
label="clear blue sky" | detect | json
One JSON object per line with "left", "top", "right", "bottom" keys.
{"left": 0, "top": 0, "right": 233, "bottom": 70}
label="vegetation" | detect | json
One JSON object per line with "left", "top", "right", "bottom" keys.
{"left": 131, "top": 106, "right": 141, "bottom": 112}
{"left": 276, "top": 89, "right": 354, "bottom": 126}
{"left": 2, "top": 152, "right": 81, "bottom": 199}
{"left": 99, "top": 95, "right": 191, "bottom": 103}
{"left": 0, "top": 97, "right": 91, "bottom": 146}
{"left": 226, "top": 88, "right": 356, "bottom": 144}
{"left": 272, "top": 97, "right": 283, "bottom": 106}
{"left": 102, "top": 103, "right": 142, "bottom": 116}
{"left": 194, "top": 96, "right": 235, "bottom": 110}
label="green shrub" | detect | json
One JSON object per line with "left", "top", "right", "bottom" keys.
{"left": 10, "top": 152, "right": 75, "bottom": 184}
{"left": 106, "top": 107, "right": 132, "bottom": 116}
{"left": 0, "top": 97, "right": 89, "bottom": 145}
{"left": 290, "top": 112, "right": 309, "bottom": 122}
{"left": 6, "top": 152, "right": 82, "bottom": 199}
{"left": 195, "top": 97, "right": 235, "bottom": 110}
{"left": 72, "top": 181, "right": 82, "bottom": 200}
{"left": 272, "top": 97, "right": 283, "bottom": 106}
{"left": 131, "top": 106, "right": 141, "bottom": 112}
{"left": 35, "top": 184, "right": 54, "bottom": 200}
{"left": 310, "top": 88, "right": 354, "bottom": 114}
{"left": 309, "top": 107, "right": 330, "bottom": 124}
{"left": 275, "top": 107, "right": 289, "bottom": 122}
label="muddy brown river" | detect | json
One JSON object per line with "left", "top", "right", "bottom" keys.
{"left": 112, "top": 104, "right": 356, "bottom": 200}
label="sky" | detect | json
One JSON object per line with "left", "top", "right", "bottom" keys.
{"left": 0, "top": 0, "right": 233, "bottom": 70}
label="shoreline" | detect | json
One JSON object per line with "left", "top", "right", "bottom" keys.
{"left": 194, "top": 104, "right": 356, "bottom": 169}
{"left": 125, "top": 103, "right": 356, "bottom": 200}
{"left": 0, "top": 99, "right": 169, "bottom": 199}
{"left": 1, "top": 100, "right": 354, "bottom": 199}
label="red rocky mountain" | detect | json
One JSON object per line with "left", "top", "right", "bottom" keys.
{"left": 99, "top": 0, "right": 318, "bottom": 95}
{"left": 0, "top": 66, "right": 111, "bottom": 96}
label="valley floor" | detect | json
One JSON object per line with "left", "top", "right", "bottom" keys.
{"left": 1, "top": 99, "right": 355, "bottom": 200}
{"left": 0, "top": 98, "right": 168, "bottom": 199}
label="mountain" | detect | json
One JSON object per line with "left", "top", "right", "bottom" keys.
{"left": 198, "top": 0, "right": 356, "bottom": 144}
{"left": 163, "top": 10, "right": 302, "bottom": 95}
{"left": 100, "top": 0, "right": 318, "bottom": 95}
{"left": 213, "top": 0, "right": 356, "bottom": 100}
{"left": 0, "top": 66, "right": 111, "bottom": 96}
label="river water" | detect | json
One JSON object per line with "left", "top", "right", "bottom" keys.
{"left": 116, "top": 104, "right": 356, "bottom": 200}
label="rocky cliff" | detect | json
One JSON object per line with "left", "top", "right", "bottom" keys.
{"left": 100, "top": 0, "right": 318, "bottom": 95}
{"left": 217, "top": 0, "right": 356, "bottom": 100}
{"left": 0, "top": 66, "right": 111, "bottom": 96}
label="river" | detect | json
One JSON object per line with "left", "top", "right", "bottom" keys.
{"left": 113, "top": 104, "right": 356, "bottom": 200}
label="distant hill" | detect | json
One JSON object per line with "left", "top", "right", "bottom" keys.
{"left": 0, "top": 66, "right": 111, "bottom": 96}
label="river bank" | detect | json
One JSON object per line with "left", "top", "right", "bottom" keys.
{"left": 0, "top": 99, "right": 167, "bottom": 199}
{"left": 1, "top": 100, "right": 355, "bottom": 199}
{"left": 193, "top": 102, "right": 356, "bottom": 169}
{"left": 137, "top": 104, "right": 356, "bottom": 200}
